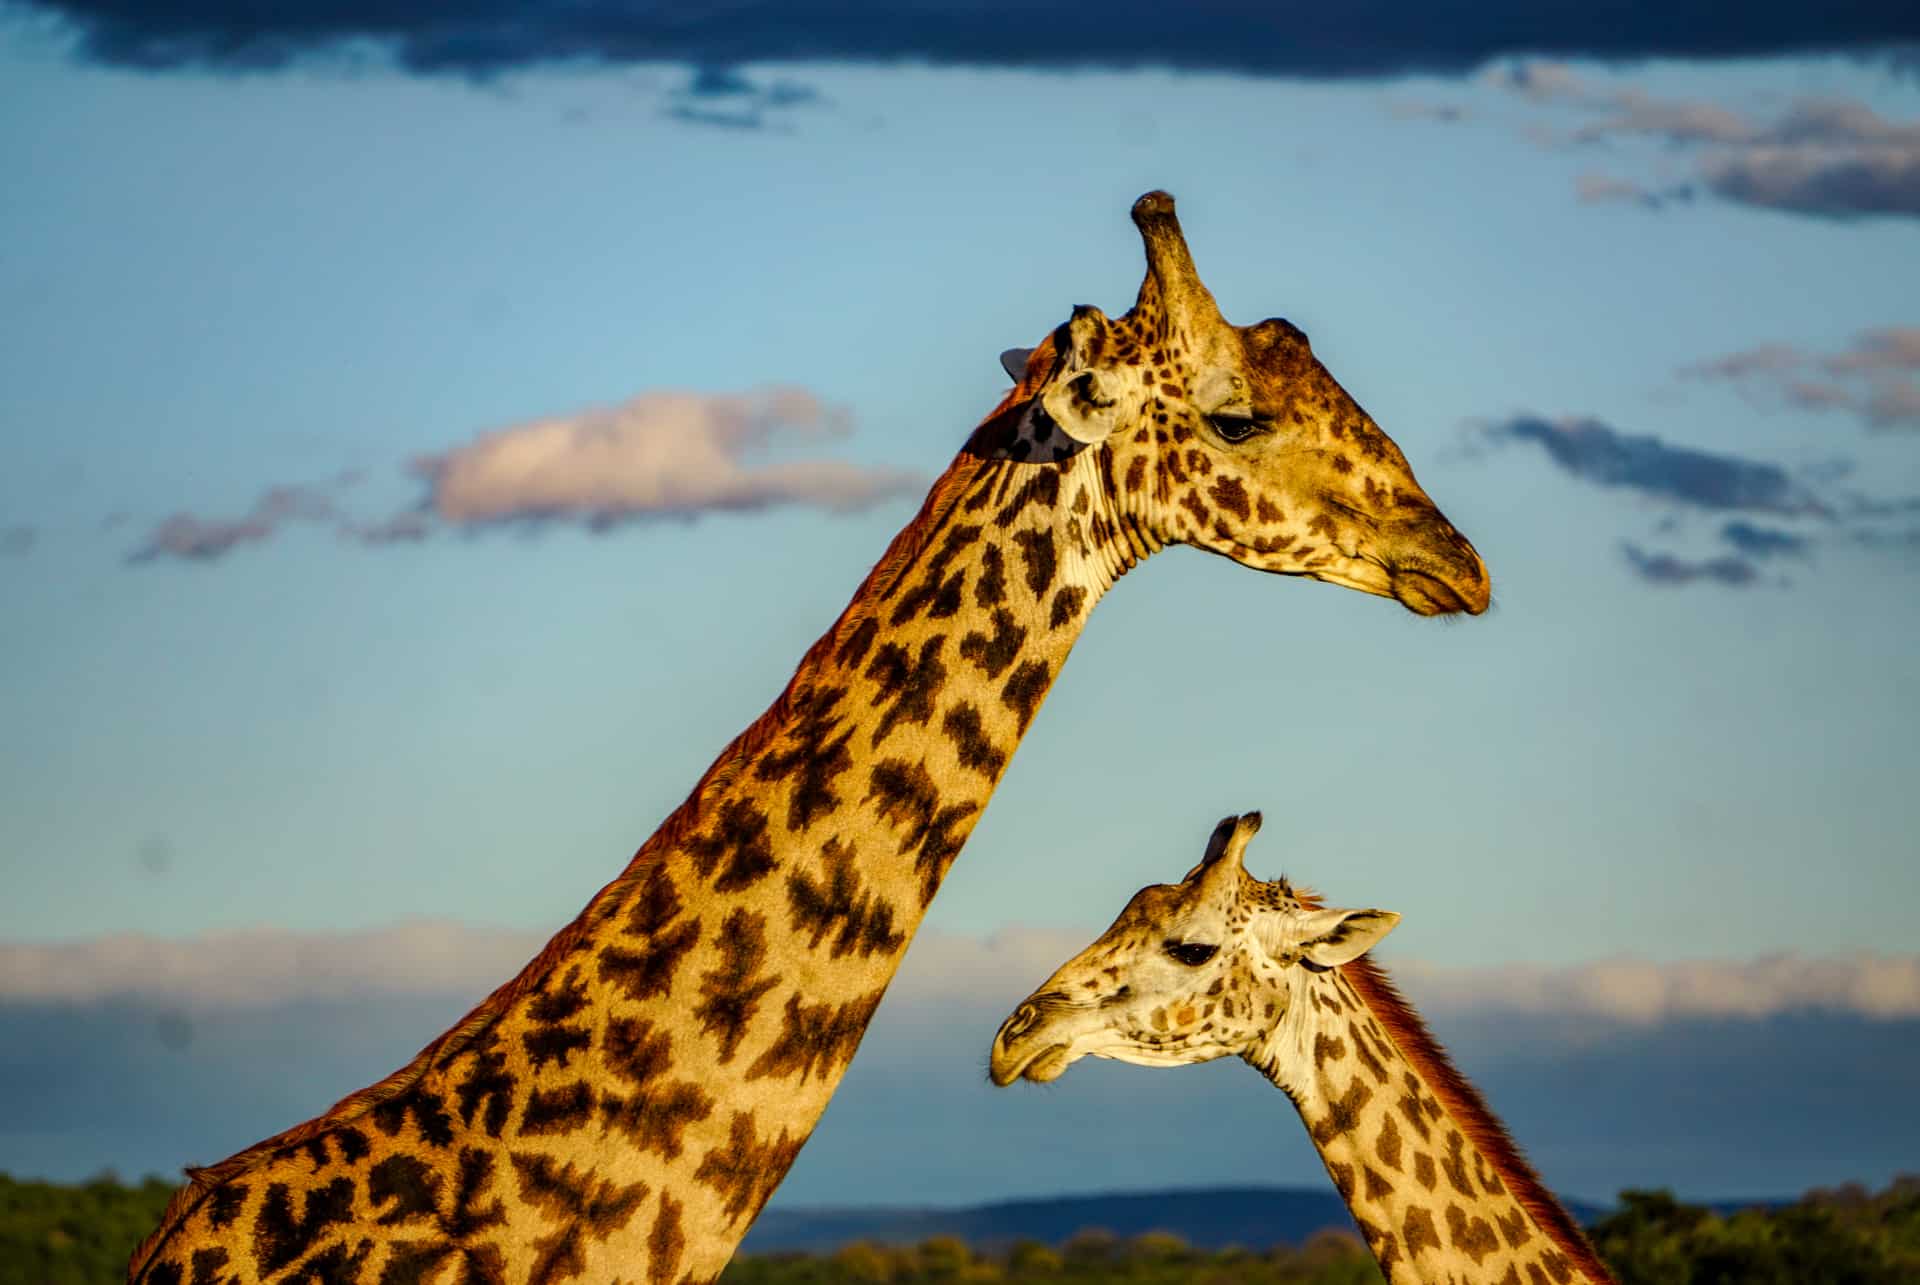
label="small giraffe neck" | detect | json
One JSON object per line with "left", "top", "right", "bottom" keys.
{"left": 130, "top": 421, "right": 1139, "bottom": 1284}
{"left": 1249, "top": 960, "right": 1614, "bottom": 1285}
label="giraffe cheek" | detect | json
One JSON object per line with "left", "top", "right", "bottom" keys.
{"left": 1173, "top": 1005, "right": 1199, "bottom": 1028}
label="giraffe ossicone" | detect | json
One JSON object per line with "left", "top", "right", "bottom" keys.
{"left": 990, "top": 813, "right": 1615, "bottom": 1285}
{"left": 131, "top": 194, "right": 1488, "bottom": 1285}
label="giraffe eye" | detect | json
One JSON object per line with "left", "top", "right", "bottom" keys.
{"left": 1165, "top": 941, "right": 1219, "bottom": 966}
{"left": 1207, "top": 413, "right": 1265, "bottom": 444}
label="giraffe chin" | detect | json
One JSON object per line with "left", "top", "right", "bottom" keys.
{"left": 1387, "top": 566, "right": 1485, "bottom": 617}
{"left": 990, "top": 1042, "right": 1075, "bottom": 1086}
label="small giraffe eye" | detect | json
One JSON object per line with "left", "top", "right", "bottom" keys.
{"left": 1165, "top": 941, "right": 1219, "bottom": 967}
{"left": 1207, "top": 413, "right": 1265, "bottom": 445}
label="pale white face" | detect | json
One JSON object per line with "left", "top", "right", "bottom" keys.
{"left": 988, "top": 813, "right": 1399, "bottom": 1086}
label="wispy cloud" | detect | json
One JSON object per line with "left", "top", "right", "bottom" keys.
{"left": 1491, "top": 62, "right": 1920, "bottom": 220}
{"left": 1720, "top": 520, "right": 1812, "bottom": 560}
{"left": 6, "top": 919, "right": 1917, "bottom": 1024}
{"left": 1620, "top": 542, "right": 1762, "bottom": 588}
{"left": 409, "top": 387, "right": 919, "bottom": 531}
{"left": 124, "top": 388, "right": 917, "bottom": 564}
{"left": 1470, "top": 412, "right": 1920, "bottom": 587}
{"left": 661, "top": 64, "right": 829, "bottom": 132}
{"left": 22, "top": 1, "right": 1920, "bottom": 79}
{"left": 1679, "top": 327, "right": 1920, "bottom": 432}
{"left": 1574, "top": 172, "right": 1694, "bottom": 210}
{"left": 1396, "top": 953, "right": 1920, "bottom": 1023}
{"left": 128, "top": 482, "right": 343, "bottom": 564}
{"left": 1477, "top": 415, "right": 1826, "bottom": 515}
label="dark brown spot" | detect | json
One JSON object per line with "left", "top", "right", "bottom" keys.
{"left": 834, "top": 617, "right": 878, "bottom": 670}
{"left": 511, "top": 1152, "right": 649, "bottom": 1284}
{"left": 786, "top": 837, "right": 906, "bottom": 959}
{"left": 1208, "top": 476, "right": 1250, "bottom": 521}
{"left": 1012, "top": 529, "right": 1057, "bottom": 598}
{"left": 1363, "top": 1165, "right": 1395, "bottom": 1202}
{"left": 1313, "top": 1032, "right": 1347, "bottom": 1068}
{"left": 746, "top": 986, "right": 888, "bottom": 1084}
{"left": 208, "top": 1182, "right": 247, "bottom": 1230}
{"left": 1310, "top": 1077, "right": 1373, "bottom": 1146}
{"left": 251, "top": 1177, "right": 356, "bottom": 1277}
{"left": 685, "top": 797, "right": 778, "bottom": 893}
{"left": 452, "top": 1030, "right": 515, "bottom": 1139}
{"left": 1375, "top": 1113, "right": 1403, "bottom": 1172}
{"left": 521, "top": 1081, "right": 596, "bottom": 1136}
{"left": 1447, "top": 1205, "right": 1500, "bottom": 1264}
{"left": 1000, "top": 658, "right": 1051, "bottom": 734}
{"left": 693, "top": 1112, "right": 804, "bottom": 1227}
{"left": 692, "top": 908, "right": 780, "bottom": 1063}
{"left": 1047, "top": 585, "right": 1086, "bottom": 630}
{"left": 941, "top": 701, "right": 1007, "bottom": 781}
{"left": 368, "top": 1154, "right": 440, "bottom": 1227}
{"left": 755, "top": 683, "right": 854, "bottom": 834}
{"left": 865, "top": 757, "right": 980, "bottom": 905}
{"left": 647, "top": 1193, "right": 687, "bottom": 1285}
{"left": 599, "top": 1017, "right": 715, "bottom": 1161}
{"left": 974, "top": 544, "right": 1007, "bottom": 607}
{"left": 1414, "top": 1152, "right": 1437, "bottom": 1191}
{"left": 370, "top": 1087, "right": 456, "bottom": 1149}
{"left": 958, "top": 608, "right": 1025, "bottom": 680}
{"left": 1402, "top": 1206, "right": 1439, "bottom": 1260}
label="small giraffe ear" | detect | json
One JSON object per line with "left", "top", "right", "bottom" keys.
{"left": 1297, "top": 908, "right": 1401, "bottom": 969}
{"left": 1039, "top": 306, "right": 1121, "bottom": 445}
{"left": 999, "top": 348, "right": 1035, "bottom": 382}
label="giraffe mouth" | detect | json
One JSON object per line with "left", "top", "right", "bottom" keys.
{"left": 988, "top": 1040, "right": 1074, "bottom": 1086}
{"left": 1387, "top": 566, "right": 1479, "bottom": 616}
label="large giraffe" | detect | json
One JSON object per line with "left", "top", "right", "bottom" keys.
{"left": 130, "top": 193, "right": 1489, "bottom": 1285}
{"left": 989, "top": 813, "right": 1613, "bottom": 1285}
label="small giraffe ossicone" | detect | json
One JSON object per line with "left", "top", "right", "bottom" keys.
{"left": 991, "top": 813, "right": 1613, "bottom": 1285}
{"left": 131, "top": 194, "right": 1489, "bottom": 1285}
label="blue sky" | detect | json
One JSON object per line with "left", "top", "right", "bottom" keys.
{"left": 1, "top": 5, "right": 1917, "bottom": 1206}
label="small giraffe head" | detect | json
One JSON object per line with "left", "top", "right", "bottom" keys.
{"left": 989, "top": 812, "right": 1397, "bottom": 1086}
{"left": 990, "top": 192, "right": 1488, "bottom": 616}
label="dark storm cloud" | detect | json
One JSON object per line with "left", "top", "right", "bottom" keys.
{"left": 20, "top": 1, "right": 1920, "bottom": 79}
{"left": 1481, "top": 415, "right": 1826, "bottom": 515}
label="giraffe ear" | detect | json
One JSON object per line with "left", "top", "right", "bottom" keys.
{"left": 1039, "top": 306, "right": 1122, "bottom": 445}
{"left": 1297, "top": 908, "right": 1401, "bottom": 969}
{"left": 999, "top": 348, "right": 1035, "bottom": 382}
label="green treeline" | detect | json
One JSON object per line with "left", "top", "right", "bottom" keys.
{"left": 2, "top": 1174, "right": 1915, "bottom": 1285}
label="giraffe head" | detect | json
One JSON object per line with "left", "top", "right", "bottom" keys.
{"left": 989, "top": 812, "right": 1398, "bottom": 1086}
{"left": 990, "top": 192, "right": 1488, "bottom": 616}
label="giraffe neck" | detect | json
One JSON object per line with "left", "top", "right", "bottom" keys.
{"left": 1249, "top": 963, "right": 1614, "bottom": 1285}
{"left": 130, "top": 438, "right": 1139, "bottom": 1285}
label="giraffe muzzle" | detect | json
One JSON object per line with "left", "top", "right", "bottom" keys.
{"left": 989, "top": 1001, "right": 1076, "bottom": 1086}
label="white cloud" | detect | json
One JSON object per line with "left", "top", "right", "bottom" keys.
{"left": 5, "top": 920, "right": 1917, "bottom": 1023}
{"left": 410, "top": 387, "right": 921, "bottom": 528}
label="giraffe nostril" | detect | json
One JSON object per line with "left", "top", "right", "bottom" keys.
{"left": 1001, "top": 1003, "right": 1039, "bottom": 1045}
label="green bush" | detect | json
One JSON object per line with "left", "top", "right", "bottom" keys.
{"left": 6, "top": 1171, "right": 1917, "bottom": 1285}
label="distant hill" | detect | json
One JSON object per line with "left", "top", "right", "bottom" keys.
{"left": 741, "top": 1185, "right": 1618, "bottom": 1254}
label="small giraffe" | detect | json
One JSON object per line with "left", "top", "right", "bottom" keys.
{"left": 990, "top": 813, "right": 1614, "bottom": 1285}
{"left": 129, "top": 194, "right": 1490, "bottom": 1285}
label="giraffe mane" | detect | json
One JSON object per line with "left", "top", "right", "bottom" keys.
{"left": 129, "top": 343, "right": 1065, "bottom": 1281}
{"left": 1288, "top": 887, "right": 1613, "bottom": 1284}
